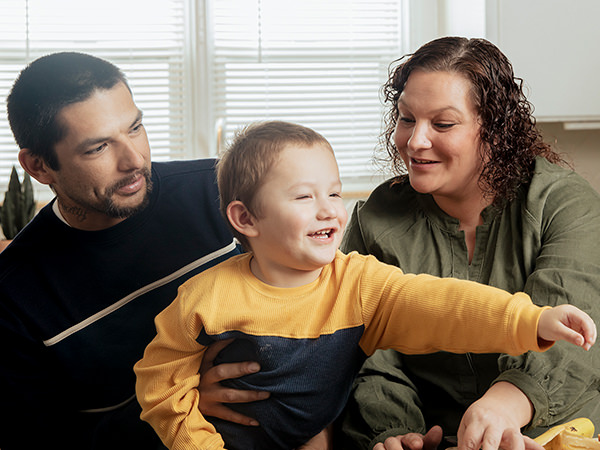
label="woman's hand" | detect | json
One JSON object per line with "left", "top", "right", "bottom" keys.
{"left": 197, "top": 339, "right": 270, "bottom": 426}
{"left": 457, "top": 382, "right": 543, "bottom": 450}
{"left": 373, "top": 425, "right": 443, "bottom": 450}
{"left": 538, "top": 304, "right": 596, "bottom": 350}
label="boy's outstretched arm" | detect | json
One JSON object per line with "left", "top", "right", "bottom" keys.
{"left": 537, "top": 304, "right": 596, "bottom": 350}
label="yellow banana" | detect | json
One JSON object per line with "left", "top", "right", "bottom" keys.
{"left": 534, "top": 418, "right": 596, "bottom": 450}
{"left": 555, "top": 430, "right": 600, "bottom": 450}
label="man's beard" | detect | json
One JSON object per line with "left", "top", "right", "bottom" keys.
{"left": 102, "top": 168, "right": 153, "bottom": 218}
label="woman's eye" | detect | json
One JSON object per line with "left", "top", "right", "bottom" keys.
{"left": 399, "top": 117, "right": 415, "bottom": 124}
{"left": 435, "top": 123, "right": 455, "bottom": 129}
{"left": 131, "top": 123, "right": 144, "bottom": 134}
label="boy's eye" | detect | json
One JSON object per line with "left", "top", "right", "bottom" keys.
{"left": 330, "top": 192, "right": 342, "bottom": 199}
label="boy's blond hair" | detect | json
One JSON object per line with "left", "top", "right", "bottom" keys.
{"left": 217, "top": 121, "right": 333, "bottom": 251}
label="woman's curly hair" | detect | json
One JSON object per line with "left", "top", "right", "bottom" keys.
{"left": 380, "top": 36, "right": 563, "bottom": 205}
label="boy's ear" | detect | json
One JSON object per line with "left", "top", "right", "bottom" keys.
{"left": 227, "top": 200, "right": 259, "bottom": 238}
{"left": 18, "top": 148, "right": 55, "bottom": 185}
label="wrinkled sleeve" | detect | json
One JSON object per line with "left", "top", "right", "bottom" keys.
{"left": 134, "top": 286, "right": 225, "bottom": 450}
{"left": 495, "top": 173, "right": 600, "bottom": 430}
{"left": 340, "top": 202, "right": 417, "bottom": 449}
{"left": 339, "top": 349, "right": 428, "bottom": 450}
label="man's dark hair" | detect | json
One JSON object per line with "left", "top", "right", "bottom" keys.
{"left": 7, "top": 52, "right": 129, "bottom": 170}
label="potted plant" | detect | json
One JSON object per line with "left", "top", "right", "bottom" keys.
{"left": 0, "top": 166, "right": 36, "bottom": 251}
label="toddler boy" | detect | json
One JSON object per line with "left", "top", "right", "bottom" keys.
{"left": 135, "top": 121, "right": 596, "bottom": 450}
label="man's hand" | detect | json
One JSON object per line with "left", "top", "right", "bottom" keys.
{"left": 198, "top": 339, "right": 270, "bottom": 426}
{"left": 373, "top": 425, "right": 443, "bottom": 450}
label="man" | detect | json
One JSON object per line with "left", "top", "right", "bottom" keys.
{"left": 0, "top": 52, "right": 259, "bottom": 449}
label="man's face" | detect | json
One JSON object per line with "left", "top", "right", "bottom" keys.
{"left": 47, "top": 82, "right": 152, "bottom": 230}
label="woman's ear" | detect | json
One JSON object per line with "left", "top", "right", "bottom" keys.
{"left": 18, "top": 148, "right": 55, "bottom": 185}
{"left": 227, "top": 200, "right": 259, "bottom": 238}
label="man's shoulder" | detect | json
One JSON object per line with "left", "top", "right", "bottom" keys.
{"left": 152, "top": 158, "right": 218, "bottom": 179}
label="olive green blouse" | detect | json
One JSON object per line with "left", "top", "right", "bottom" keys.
{"left": 340, "top": 157, "right": 600, "bottom": 449}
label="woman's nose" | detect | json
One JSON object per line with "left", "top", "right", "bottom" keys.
{"left": 407, "top": 122, "right": 432, "bottom": 151}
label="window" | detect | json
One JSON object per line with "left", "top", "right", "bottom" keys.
{"left": 207, "top": 0, "right": 407, "bottom": 193}
{"left": 0, "top": 0, "right": 186, "bottom": 200}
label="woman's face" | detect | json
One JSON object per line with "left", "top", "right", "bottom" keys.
{"left": 394, "top": 70, "right": 485, "bottom": 204}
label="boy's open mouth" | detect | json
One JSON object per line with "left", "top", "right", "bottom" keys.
{"left": 310, "top": 229, "right": 334, "bottom": 239}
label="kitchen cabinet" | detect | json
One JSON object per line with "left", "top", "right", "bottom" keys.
{"left": 486, "top": 0, "right": 600, "bottom": 123}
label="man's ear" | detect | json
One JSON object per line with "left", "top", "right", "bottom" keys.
{"left": 18, "top": 148, "right": 55, "bottom": 186}
{"left": 227, "top": 200, "right": 259, "bottom": 238}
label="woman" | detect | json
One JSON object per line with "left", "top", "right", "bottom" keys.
{"left": 339, "top": 37, "right": 600, "bottom": 450}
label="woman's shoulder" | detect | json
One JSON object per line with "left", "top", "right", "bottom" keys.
{"left": 529, "top": 156, "right": 600, "bottom": 202}
{"left": 523, "top": 156, "right": 600, "bottom": 223}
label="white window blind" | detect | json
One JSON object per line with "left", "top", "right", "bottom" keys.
{"left": 209, "top": 0, "right": 404, "bottom": 192}
{"left": 0, "top": 0, "right": 186, "bottom": 200}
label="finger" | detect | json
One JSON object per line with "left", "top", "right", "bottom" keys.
{"left": 479, "top": 429, "right": 501, "bottom": 450}
{"left": 201, "top": 360, "right": 261, "bottom": 384}
{"left": 575, "top": 312, "right": 597, "bottom": 349}
{"left": 458, "top": 425, "right": 486, "bottom": 450}
{"left": 206, "top": 403, "right": 261, "bottom": 426}
{"left": 383, "top": 437, "right": 405, "bottom": 450}
{"left": 523, "top": 435, "right": 545, "bottom": 450}
{"left": 201, "top": 386, "right": 269, "bottom": 404}
{"left": 400, "top": 433, "right": 426, "bottom": 450}
{"left": 557, "top": 325, "right": 586, "bottom": 348}
{"left": 422, "top": 426, "right": 444, "bottom": 450}
{"left": 200, "top": 338, "right": 234, "bottom": 370}
{"left": 373, "top": 444, "right": 385, "bottom": 450}
{"left": 498, "top": 429, "right": 524, "bottom": 450}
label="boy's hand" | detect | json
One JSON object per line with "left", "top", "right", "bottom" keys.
{"left": 197, "top": 338, "right": 270, "bottom": 426}
{"left": 538, "top": 304, "right": 597, "bottom": 350}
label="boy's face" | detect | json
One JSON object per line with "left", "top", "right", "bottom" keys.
{"left": 249, "top": 143, "right": 348, "bottom": 287}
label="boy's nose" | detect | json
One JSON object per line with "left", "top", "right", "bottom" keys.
{"left": 317, "top": 200, "right": 338, "bottom": 220}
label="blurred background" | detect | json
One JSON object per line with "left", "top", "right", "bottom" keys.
{"left": 0, "top": 0, "right": 598, "bottom": 205}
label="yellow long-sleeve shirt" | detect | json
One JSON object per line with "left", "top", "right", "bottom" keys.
{"left": 135, "top": 250, "right": 550, "bottom": 450}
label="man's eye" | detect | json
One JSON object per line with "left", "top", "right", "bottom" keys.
{"left": 86, "top": 143, "right": 107, "bottom": 154}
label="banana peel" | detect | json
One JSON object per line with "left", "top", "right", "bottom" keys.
{"left": 535, "top": 418, "right": 600, "bottom": 450}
